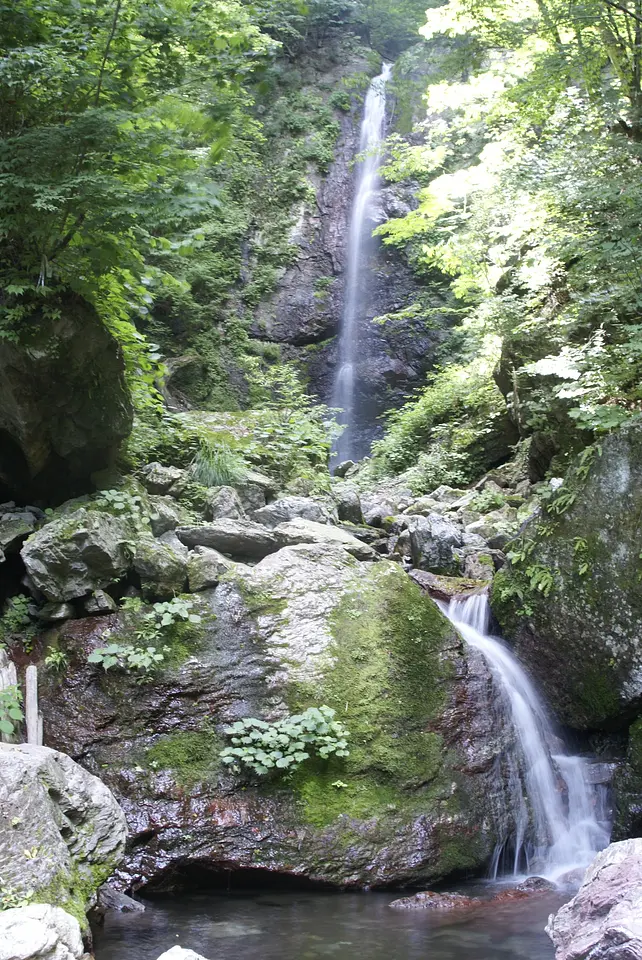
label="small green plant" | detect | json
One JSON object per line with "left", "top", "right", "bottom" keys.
{"left": 88, "top": 597, "right": 202, "bottom": 680}
{"left": 190, "top": 440, "right": 248, "bottom": 488}
{"left": 0, "top": 686, "right": 24, "bottom": 737}
{"left": 0, "top": 885, "right": 33, "bottom": 910}
{"left": 94, "top": 489, "right": 146, "bottom": 518}
{"left": 44, "top": 649, "right": 68, "bottom": 672}
{"left": 220, "top": 706, "right": 350, "bottom": 776}
{"left": 0, "top": 595, "right": 36, "bottom": 650}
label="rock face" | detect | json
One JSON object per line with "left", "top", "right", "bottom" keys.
{"left": 0, "top": 743, "right": 127, "bottom": 924}
{"left": 492, "top": 426, "right": 642, "bottom": 729}
{"left": 546, "top": 839, "right": 642, "bottom": 960}
{"left": 0, "top": 297, "right": 132, "bottom": 504}
{"left": 40, "top": 543, "right": 516, "bottom": 892}
{"left": 0, "top": 906, "right": 84, "bottom": 960}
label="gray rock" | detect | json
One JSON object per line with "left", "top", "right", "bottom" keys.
{"left": 361, "top": 493, "right": 399, "bottom": 527}
{"left": 0, "top": 298, "right": 132, "bottom": 503}
{"left": 0, "top": 743, "right": 126, "bottom": 922}
{"left": 21, "top": 509, "right": 132, "bottom": 602}
{"left": 97, "top": 883, "right": 145, "bottom": 913}
{"left": 205, "top": 486, "right": 246, "bottom": 521}
{"left": 0, "top": 905, "right": 84, "bottom": 960}
{"left": 252, "top": 496, "right": 336, "bottom": 528}
{"left": 463, "top": 552, "right": 496, "bottom": 580}
{"left": 403, "top": 497, "right": 444, "bottom": 517}
{"left": 133, "top": 538, "right": 187, "bottom": 596}
{"left": 274, "top": 518, "right": 378, "bottom": 560}
{"left": 176, "top": 519, "right": 279, "bottom": 559}
{"left": 546, "top": 839, "right": 642, "bottom": 960}
{"left": 0, "top": 512, "right": 37, "bottom": 553}
{"left": 333, "top": 460, "right": 356, "bottom": 478}
{"left": 408, "top": 513, "right": 463, "bottom": 574}
{"left": 141, "top": 463, "right": 185, "bottom": 495}
{"left": 82, "top": 589, "right": 117, "bottom": 616}
{"left": 187, "top": 546, "right": 235, "bottom": 591}
{"left": 149, "top": 496, "right": 186, "bottom": 537}
{"left": 35, "top": 602, "right": 75, "bottom": 623}
{"left": 333, "top": 485, "right": 363, "bottom": 525}
{"left": 158, "top": 530, "right": 189, "bottom": 559}
{"left": 156, "top": 949, "right": 210, "bottom": 960}
{"left": 428, "top": 485, "right": 468, "bottom": 503}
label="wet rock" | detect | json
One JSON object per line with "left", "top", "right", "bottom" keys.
{"left": 613, "top": 719, "right": 642, "bottom": 839}
{"left": 252, "top": 496, "right": 336, "bottom": 528}
{"left": 156, "top": 949, "right": 210, "bottom": 960}
{"left": 204, "top": 486, "right": 246, "bottom": 522}
{"left": 187, "top": 546, "right": 236, "bottom": 591}
{"left": 546, "top": 839, "right": 642, "bottom": 960}
{"left": 463, "top": 552, "right": 496, "bottom": 581}
{"left": 409, "top": 569, "right": 489, "bottom": 603}
{"left": 176, "top": 519, "right": 279, "bottom": 560}
{"left": 408, "top": 513, "right": 463, "bottom": 574}
{"left": 0, "top": 905, "right": 84, "bottom": 960}
{"left": 0, "top": 743, "right": 126, "bottom": 924}
{"left": 141, "top": 463, "right": 185, "bottom": 495}
{"left": 21, "top": 509, "right": 132, "bottom": 602}
{"left": 389, "top": 891, "right": 478, "bottom": 910}
{"left": 0, "top": 511, "right": 37, "bottom": 554}
{"left": 97, "top": 884, "right": 145, "bottom": 913}
{"left": 81, "top": 590, "right": 117, "bottom": 616}
{"left": 0, "top": 297, "right": 132, "bottom": 504}
{"left": 41, "top": 549, "right": 516, "bottom": 892}
{"left": 149, "top": 497, "right": 187, "bottom": 537}
{"left": 492, "top": 425, "right": 642, "bottom": 728}
{"left": 516, "top": 876, "right": 556, "bottom": 892}
{"left": 133, "top": 538, "right": 188, "bottom": 597}
{"left": 274, "top": 517, "right": 378, "bottom": 560}
{"left": 333, "top": 485, "right": 363, "bottom": 525}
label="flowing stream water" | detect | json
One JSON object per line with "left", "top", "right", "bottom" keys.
{"left": 332, "top": 63, "right": 392, "bottom": 464}
{"left": 443, "top": 593, "right": 611, "bottom": 883}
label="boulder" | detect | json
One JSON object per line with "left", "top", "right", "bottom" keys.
{"left": 35, "top": 602, "right": 75, "bottom": 623}
{"left": 0, "top": 297, "right": 133, "bottom": 504}
{"left": 133, "top": 538, "right": 187, "bottom": 597}
{"left": 21, "top": 509, "right": 132, "bottom": 602}
{"left": 140, "top": 463, "right": 185, "bottom": 495}
{"left": 389, "top": 891, "right": 478, "bottom": 911}
{"left": 274, "top": 517, "right": 378, "bottom": 560}
{"left": 187, "top": 546, "right": 236, "bottom": 591}
{"left": 0, "top": 743, "right": 127, "bottom": 925}
{"left": 97, "top": 883, "right": 145, "bottom": 913}
{"left": 462, "top": 551, "right": 496, "bottom": 581}
{"left": 176, "top": 519, "right": 279, "bottom": 560}
{"left": 204, "top": 486, "right": 246, "bottom": 522}
{"left": 149, "top": 497, "right": 187, "bottom": 537}
{"left": 333, "top": 485, "right": 363, "bottom": 525}
{"left": 41, "top": 545, "right": 519, "bottom": 892}
{"left": 0, "top": 905, "right": 84, "bottom": 960}
{"left": 492, "top": 426, "right": 642, "bottom": 728}
{"left": 407, "top": 513, "right": 463, "bottom": 574}
{"left": 252, "top": 496, "right": 336, "bottom": 528}
{"left": 156, "top": 949, "right": 210, "bottom": 960}
{"left": 81, "top": 590, "right": 117, "bottom": 616}
{"left": 0, "top": 511, "right": 37, "bottom": 554}
{"left": 546, "top": 839, "right": 642, "bottom": 960}
{"left": 333, "top": 460, "right": 356, "bottom": 479}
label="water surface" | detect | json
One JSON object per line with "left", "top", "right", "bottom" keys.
{"left": 94, "top": 887, "right": 566, "bottom": 960}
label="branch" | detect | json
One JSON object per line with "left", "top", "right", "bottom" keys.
{"left": 94, "top": 0, "right": 123, "bottom": 106}
{"left": 601, "top": 0, "right": 642, "bottom": 25}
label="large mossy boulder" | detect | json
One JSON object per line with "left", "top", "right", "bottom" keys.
{"left": 40, "top": 543, "right": 515, "bottom": 891}
{"left": 491, "top": 425, "right": 642, "bottom": 730}
{"left": 0, "top": 297, "right": 132, "bottom": 504}
{"left": 0, "top": 743, "right": 127, "bottom": 927}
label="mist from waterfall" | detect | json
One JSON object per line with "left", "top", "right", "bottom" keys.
{"left": 332, "top": 63, "right": 392, "bottom": 465}
{"left": 444, "top": 593, "right": 611, "bottom": 884}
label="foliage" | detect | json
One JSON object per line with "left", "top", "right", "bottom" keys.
{"left": 0, "top": 885, "right": 33, "bottom": 911}
{"left": 94, "top": 489, "right": 145, "bottom": 520}
{"left": 88, "top": 596, "right": 201, "bottom": 680}
{"left": 0, "top": 595, "right": 33, "bottom": 644}
{"left": 44, "top": 649, "right": 68, "bottom": 673}
{"left": 0, "top": 686, "right": 24, "bottom": 737}
{"left": 190, "top": 441, "right": 248, "bottom": 487}
{"left": 220, "top": 705, "right": 350, "bottom": 775}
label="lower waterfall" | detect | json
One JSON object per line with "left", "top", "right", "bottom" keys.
{"left": 443, "top": 593, "right": 611, "bottom": 883}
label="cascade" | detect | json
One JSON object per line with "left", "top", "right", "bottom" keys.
{"left": 443, "top": 593, "right": 611, "bottom": 883}
{"left": 332, "top": 63, "right": 392, "bottom": 464}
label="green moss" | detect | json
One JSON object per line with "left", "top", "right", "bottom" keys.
{"left": 289, "top": 564, "right": 455, "bottom": 828}
{"left": 571, "top": 666, "right": 621, "bottom": 725}
{"left": 32, "top": 859, "right": 116, "bottom": 931}
{"left": 146, "top": 729, "right": 223, "bottom": 785}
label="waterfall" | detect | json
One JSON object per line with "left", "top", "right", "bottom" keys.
{"left": 443, "top": 593, "right": 611, "bottom": 884}
{"left": 332, "top": 63, "right": 392, "bottom": 465}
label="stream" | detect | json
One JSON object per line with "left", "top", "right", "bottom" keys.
{"left": 94, "top": 886, "right": 568, "bottom": 960}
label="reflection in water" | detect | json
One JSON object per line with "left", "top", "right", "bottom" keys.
{"left": 94, "top": 888, "right": 566, "bottom": 960}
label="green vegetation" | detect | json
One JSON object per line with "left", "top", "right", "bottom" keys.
{"left": 220, "top": 706, "right": 350, "bottom": 776}
{"left": 147, "top": 729, "right": 222, "bottom": 785}
{"left": 0, "top": 686, "right": 24, "bottom": 738}
{"left": 190, "top": 440, "right": 248, "bottom": 487}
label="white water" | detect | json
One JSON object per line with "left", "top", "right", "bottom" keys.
{"left": 332, "top": 63, "right": 392, "bottom": 464}
{"left": 444, "top": 593, "right": 610, "bottom": 884}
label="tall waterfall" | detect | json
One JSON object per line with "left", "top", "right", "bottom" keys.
{"left": 444, "top": 593, "right": 610, "bottom": 883}
{"left": 332, "top": 63, "right": 392, "bottom": 465}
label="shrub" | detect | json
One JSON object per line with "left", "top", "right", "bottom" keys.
{"left": 190, "top": 440, "right": 248, "bottom": 487}
{"left": 220, "top": 706, "right": 350, "bottom": 776}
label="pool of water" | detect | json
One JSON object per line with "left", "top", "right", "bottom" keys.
{"left": 94, "top": 886, "right": 568, "bottom": 960}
